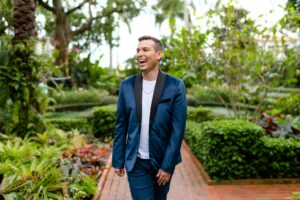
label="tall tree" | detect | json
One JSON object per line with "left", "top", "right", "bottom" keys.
{"left": 37, "top": 0, "right": 145, "bottom": 76}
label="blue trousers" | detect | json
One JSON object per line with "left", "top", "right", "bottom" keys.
{"left": 127, "top": 157, "right": 171, "bottom": 200}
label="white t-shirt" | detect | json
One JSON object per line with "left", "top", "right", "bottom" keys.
{"left": 138, "top": 79, "right": 156, "bottom": 159}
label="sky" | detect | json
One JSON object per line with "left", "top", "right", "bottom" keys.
{"left": 94, "top": 0, "right": 288, "bottom": 68}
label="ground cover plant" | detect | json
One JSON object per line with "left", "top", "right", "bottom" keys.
{"left": 0, "top": 128, "right": 110, "bottom": 199}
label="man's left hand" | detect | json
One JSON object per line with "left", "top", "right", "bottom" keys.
{"left": 156, "top": 169, "right": 171, "bottom": 186}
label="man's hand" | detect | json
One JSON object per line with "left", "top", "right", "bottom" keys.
{"left": 156, "top": 169, "right": 171, "bottom": 186}
{"left": 114, "top": 168, "right": 125, "bottom": 177}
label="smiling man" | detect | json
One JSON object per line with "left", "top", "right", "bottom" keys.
{"left": 112, "top": 36, "right": 187, "bottom": 200}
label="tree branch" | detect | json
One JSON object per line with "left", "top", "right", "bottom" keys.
{"left": 37, "top": 0, "right": 56, "bottom": 13}
{"left": 71, "top": 6, "right": 124, "bottom": 37}
{"left": 66, "top": 0, "right": 90, "bottom": 16}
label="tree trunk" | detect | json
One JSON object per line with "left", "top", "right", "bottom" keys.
{"left": 53, "top": 0, "right": 71, "bottom": 76}
{"left": 12, "top": 0, "right": 35, "bottom": 42}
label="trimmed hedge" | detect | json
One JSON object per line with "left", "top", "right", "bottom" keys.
{"left": 90, "top": 105, "right": 117, "bottom": 139}
{"left": 261, "top": 136, "right": 300, "bottom": 178}
{"left": 48, "top": 118, "right": 90, "bottom": 134}
{"left": 53, "top": 89, "right": 118, "bottom": 111}
{"left": 187, "top": 106, "right": 212, "bottom": 123}
{"left": 185, "top": 119, "right": 300, "bottom": 180}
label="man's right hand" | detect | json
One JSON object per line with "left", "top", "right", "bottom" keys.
{"left": 114, "top": 168, "right": 125, "bottom": 177}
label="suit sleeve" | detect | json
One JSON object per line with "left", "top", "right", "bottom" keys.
{"left": 112, "top": 82, "right": 128, "bottom": 169}
{"left": 161, "top": 80, "right": 187, "bottom": 173}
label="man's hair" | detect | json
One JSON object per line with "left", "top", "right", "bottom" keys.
{"left": 138, "top": 36, "right": 164, "bottom": 52}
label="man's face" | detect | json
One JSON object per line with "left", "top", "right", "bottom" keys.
{"left": 136, "top": 40, "right": 163, "bottom": 73}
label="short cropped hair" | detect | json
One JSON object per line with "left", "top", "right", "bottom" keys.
{"left": 138, "top": 36, "right": 164, "bottom": 52}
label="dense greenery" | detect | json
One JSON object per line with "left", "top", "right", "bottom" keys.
{"left": 0, "top": 14, "right": 53, "bottom": 137}
{"left": 0, "top": 129, "right": 108, "bottom": 198}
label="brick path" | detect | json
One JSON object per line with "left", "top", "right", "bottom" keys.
{"left": 100, "top": 142, "right": 300, "bottom": 200}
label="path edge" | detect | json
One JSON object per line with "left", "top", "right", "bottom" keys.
{"left": 92, "top": 152, "right": 112, "bottom": 200}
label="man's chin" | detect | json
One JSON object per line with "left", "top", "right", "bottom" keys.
{"left": 139, "top": 66, "right": 147, "bottom": 72}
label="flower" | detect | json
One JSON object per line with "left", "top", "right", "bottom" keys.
{"left": 51, "top": 39, "right": 60, "bottom": 47}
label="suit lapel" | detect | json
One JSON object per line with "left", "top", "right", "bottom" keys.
{"left": 134, "top": 70, "right": 166, "bottom": 123}
{"left": 150, "top": 70, "right": 166, "bottom": 123}
{"left": 135, "top": 73, "right": 143, "bottom": 122}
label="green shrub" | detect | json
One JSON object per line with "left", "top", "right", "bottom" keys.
{"left": 187, "top": 106, "right": 212, "bottom": 123}
{"left": 261, "top": 136, "right": 300, "bottom": 178}
{"left": 48, "top": 118, "right": 90, "bottom": 134}
{"left": 275, "top": 94, "right": 300, "bottom": 115}
{"left": 185, "top": 119, "right": 265, "bottom": 180}
{"left": 90, "top": 105, "right": 117, "bottom": 139}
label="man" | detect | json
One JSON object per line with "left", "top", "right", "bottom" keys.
{"left": 112, "top": 36, "right": 187, "bottom": 200}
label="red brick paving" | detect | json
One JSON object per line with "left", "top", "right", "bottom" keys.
{"left": 100, "top": 141, "right": 300, "bottom": 200}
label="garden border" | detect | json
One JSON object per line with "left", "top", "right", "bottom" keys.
{"left": 92, "top": 152, "right": 112, "bottom": 200}
{"left": 183, "top": 140, "right": 300, "bottom": 185}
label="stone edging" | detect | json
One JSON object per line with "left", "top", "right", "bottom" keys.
{"left": 92, "top": 152, "right": 112, "bottom": 200}
{"left": 182, "top": 140, "right": 300, "bottom": 185}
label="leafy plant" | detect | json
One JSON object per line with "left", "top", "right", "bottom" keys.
{"left": 275, "top": 93, "right": 300, "bottom": 115}
{"left": 258, "top": 112, "right": 300, "bottom": 140}
{"left": 62, "top": 144, "right": 110, "bottom": 178}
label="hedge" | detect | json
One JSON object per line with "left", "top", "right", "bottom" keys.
{"left": 90, "top": 105, "right": 117, "bottom": 139}
{"left": 185, "top": 119, "right": 300, "bottom": 180}
{"left": 187, "top": 106, "right": 212, "bottom": 123}
{"left": 48, "top": 118, "right": 90, "bottom": 134}
{"left": 53, "top": 89, "right": 118, "bottom": 111}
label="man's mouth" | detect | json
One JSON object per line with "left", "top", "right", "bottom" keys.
{"left": 138, "top": 59, "right": 147, "bottom": 65}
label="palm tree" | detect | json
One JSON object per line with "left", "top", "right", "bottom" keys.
{"left": 12, "top": 0, "right": 36, "bottom": 42}
{"left": 154, "top": 0, "right": 193, "bottom": 30}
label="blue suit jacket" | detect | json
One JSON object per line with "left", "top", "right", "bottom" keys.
{"left": 112, "top": 71, "right": 187, "bottom": 173}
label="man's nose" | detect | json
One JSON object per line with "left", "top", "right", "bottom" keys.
{"left": 137, "top": 51, "right": 143, "bottom": 57}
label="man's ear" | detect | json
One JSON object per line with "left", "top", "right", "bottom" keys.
{"left": 157, "top": 51, "right": 164, "bottom": 60}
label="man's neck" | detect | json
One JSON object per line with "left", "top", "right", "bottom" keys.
{"left": 142, "top": 67, "right": 159, "bottom": 81}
